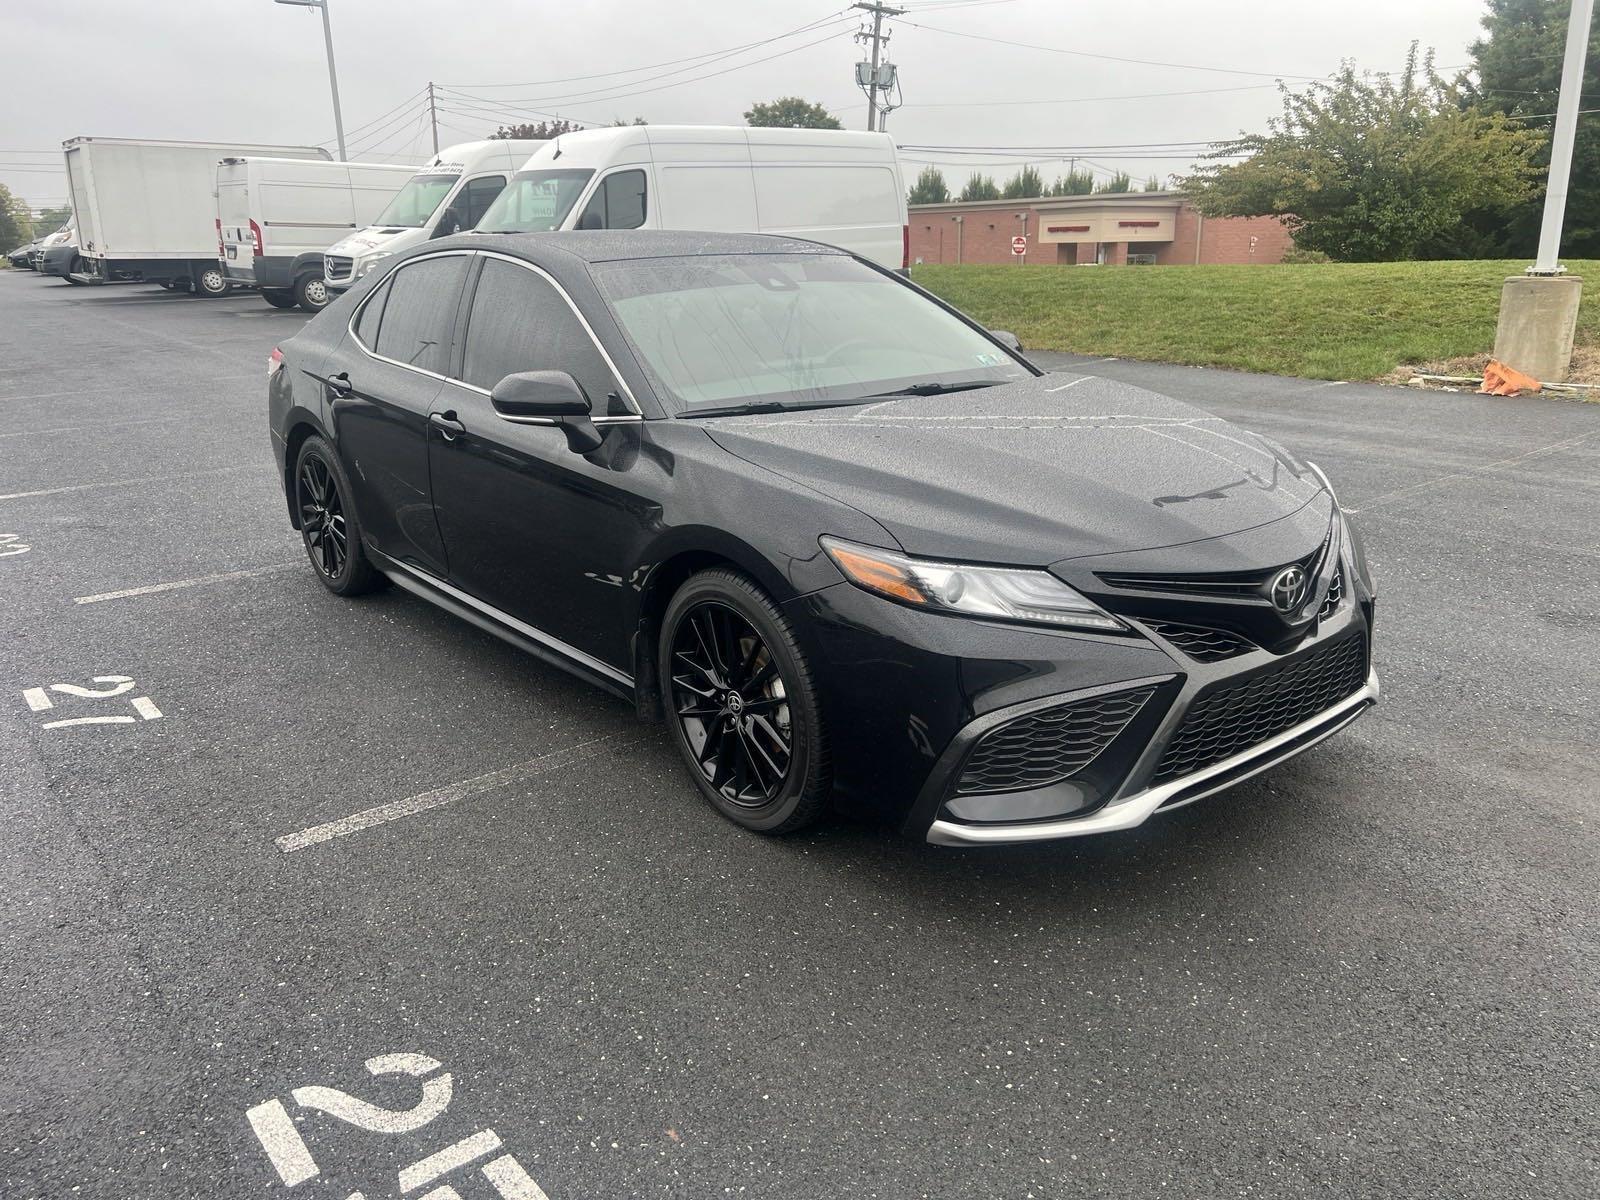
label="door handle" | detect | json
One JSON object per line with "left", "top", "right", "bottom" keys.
{"left": 429, "top": 411, "right": 466, "bottom": 441}
{"left": 326, "top": 371, "right": 353, "bottom": 397}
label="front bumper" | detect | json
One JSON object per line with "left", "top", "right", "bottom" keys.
{"left": 925, "top": 667, "right": 1377, "bottom": 845}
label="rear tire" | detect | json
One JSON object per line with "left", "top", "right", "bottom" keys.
{"left": 659, "top": 569, "right": 830, "bottom": 835}
{"left": 192, "top": 263, "right": 230, "bottom": 297}
{"left": 261, "top": 289, "right": 298, "bottom": 310}
{"left": 293, "top": 435, "right": 380, "bottom": 596}
{"left": 294, "top": 273, "right": 330, "bottom": 312}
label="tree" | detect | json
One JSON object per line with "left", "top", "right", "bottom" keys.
{"left": 743, "top": 97, "right": 841, "bottom": 129}
{"left": 1144, "top": 176, "right": 1163, "bottom": 192}
{"left": 907, "top": 165, "right": 950, "bottom": 205}
{"left": 35, "top": 204, "right": 72, "bottom": 229}
{"left": 1049, "top": 168, "right": 1094, "bottom": 196}
{"left": 1096, "top": 172, "right": 1133, "bottom": 193}
{"left": 959, "top": 172, "right": 1000, "bottom": 202}
{"left": 1000, "top": 165, "right": 1044, "bottom": 198}
{"left": 1180, "top": 45, "right": 1545, "bottom": 261}
{"left": 0, "top": 185, "right": 30, "bottom": 250}
{"left": 491, "top": 119, "right": 585, "bottom": 139}
{"left": 1469, "top": 0, "right": 1600, "bottom": 256}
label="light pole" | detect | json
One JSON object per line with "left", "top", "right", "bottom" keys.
{"left": 1491, "top": 0, "right": 1594, "bottom": 382}
{"left": 274, "top": 0, "right": 346, "bottom": 162}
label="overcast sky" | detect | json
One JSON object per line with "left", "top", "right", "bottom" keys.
{"left": 5, "top": 0, "right": 1488, "bottom": 214}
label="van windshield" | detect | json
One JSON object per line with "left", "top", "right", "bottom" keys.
{"left": 476, "top": 169, "right": 595, "bottom": 233}
{"left": 373, "top": 173, "right": 458, "bottom": 228}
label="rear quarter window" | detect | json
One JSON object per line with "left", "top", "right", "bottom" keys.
{"left": 371, "top": 255, "right": 469, "bottom": 374}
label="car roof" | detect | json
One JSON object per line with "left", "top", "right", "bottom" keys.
{"left": 438, "top": 229, "right": 847, "bottom": 268}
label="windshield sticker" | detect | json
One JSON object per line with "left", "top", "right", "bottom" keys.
{"left": 976, "top": 352, "right": 1004, "bottom": 366}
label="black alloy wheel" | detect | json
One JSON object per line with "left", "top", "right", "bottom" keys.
{"left": 661, "top": 570, "right": 829, "bottom": 833}
{"left": 293, "top": 436, "right": 379, "bottom": 596}
{"left": 297, "top": 453, "right": 348, "bottom": 579}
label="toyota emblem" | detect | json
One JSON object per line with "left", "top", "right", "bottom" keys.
{"left": 1269, "top": 565, "right": 1309, "bottom": 613}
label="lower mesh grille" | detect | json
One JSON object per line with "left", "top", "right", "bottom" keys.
{"left": 1144, "top": 620, "right": 1255, "bottom": 662}
{"left": 1153, "top": 633, "right": 1368, "bottom": 784}
{"left": 956, "top": 687, "right": 1155, "bottom": 795}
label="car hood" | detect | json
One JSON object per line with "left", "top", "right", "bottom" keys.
{"left": 703, "top": 373, "right": 1326, "bottom": 565}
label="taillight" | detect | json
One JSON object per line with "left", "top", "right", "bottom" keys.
{"left": 902, "top": 223, "right": 910, "bottom": 270}
{"left": 215, "top": 217, "right": 224, "bottom": 258}
{"left": 268, "top": 347, "right": 284, "bottom": 378}
{"left": 250, "top": 219, "right": 264, "bottom": 257}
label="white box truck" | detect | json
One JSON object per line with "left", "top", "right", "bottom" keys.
{"left": 321, "top": 140, "right": 545, "bottom": 292}
{"left": 472, "top": 126, "right": 910, "bottom": 272}
{"left": 63, "top": 136, "right": 329, "bottom": 294}
{"left": 216, "top": 157, "right": 413, "bottom": 311}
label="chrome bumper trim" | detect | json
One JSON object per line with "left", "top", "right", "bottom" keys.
{"left": 926, "top": 668, "right": 1378, "bottom": 846}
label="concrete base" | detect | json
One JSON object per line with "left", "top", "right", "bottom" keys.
{"left": 1492, "top": 274, "right": 1583, "bottom": 383}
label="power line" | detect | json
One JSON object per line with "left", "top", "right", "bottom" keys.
{"left": 439, "top": 9, "right": 851, "bottom": 90}
{"left": 900, "top": 82, "right": 1279, "bottom": 108}
{"left": 897, "top": 18, "right": 1327, "bottom": 80}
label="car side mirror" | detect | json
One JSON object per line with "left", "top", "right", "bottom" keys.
{"left": 989, "top": 329, "right": 1023, "bottom": 353}
{"left": 489, "top": 370, "right": 603, "bottom": 453}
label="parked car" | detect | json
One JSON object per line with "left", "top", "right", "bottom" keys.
{"left": 474, "top": 125, "right": 909, "bottom": 272}
{"left": 217, "top": 156, "right": 414, "bottom": 311}
{"left": 268, "top": 232, "right": 1377, "bottom": 845}
{"left": 63, "top": 136, "right": 328, "bottom": 293}
{"left": 322, "top": 140, "right": 544, "bottom": 293}
{"left": 9, "top": 239, "right": 41, "bottom": 269}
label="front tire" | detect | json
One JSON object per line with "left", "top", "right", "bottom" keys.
{"left": 293, "top": 435, "right": 380, "bottom": 596}
{"left": 659, "top": 569, "right": 830, "bottom": 834}
{"left": 261, "top": 288, "right": 298, "bottom": 309}
{"left": 294, "top": 273, "right": 330, "bottom": 312}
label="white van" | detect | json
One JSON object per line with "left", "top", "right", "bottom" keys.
{"left": 217, "top": 157, "right": 414, "bottom": 311}
{"left": 474, "top": 126, "right": 909, "bottom": 271}
{"left": 322, "top": 140, "right": 544, "bottom": 291}
{"left": 63, "top": 136, "right": 329, "bottom": 293}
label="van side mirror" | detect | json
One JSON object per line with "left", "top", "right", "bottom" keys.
{"left": 489, "top": 370, "right": 603, "bottom": 453}
{"left": 577, "top": 210, "right": 604, "bottom": 231}
{"left": 989, "top": 330, "right": 1023, "bottom": 352}
{"left": 431, "top": 209, "right": 463, "bottom": 239}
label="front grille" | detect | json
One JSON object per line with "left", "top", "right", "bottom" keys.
{"left": 1143, "top": 620, "right": 1256, "bottom": 662}
{"left": 1318, "top": 568, "right": 1343, "bottom": 621}
{"left": 324, "top": 255, "right": 353, "bottom": 281}
{"left": 1152, "top": 633, "right": 1368, "bottom": 784}
{"left": 956, "top": 686, "right": 1155, "bottom": 795}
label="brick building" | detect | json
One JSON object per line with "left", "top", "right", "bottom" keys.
{"left": 908, "top": 191, "right": 1294, "bottom": 267}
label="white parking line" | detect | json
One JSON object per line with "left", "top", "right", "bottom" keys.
{"left": 73, "top": 563, "right": 299, "bottom": 604}
{"left": 0, "top": 465, "right": 256, "bottom": 502}
{"left": 274, "top": 732, "right": 637, "bottom": 853}
{"left": 0, "top": 415, "right": 188, "bottom": 440}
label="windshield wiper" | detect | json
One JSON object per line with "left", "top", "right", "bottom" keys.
{"left": 864, "top": 380, "right": 1007, "bottom": 399}
{"left": 680, "top": 402, "right": 791, "bottom": 419}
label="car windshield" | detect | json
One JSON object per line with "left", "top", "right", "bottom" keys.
{"left": 591, "top": 254, "right": 1031, "bottom": 414}
{"left": 373, "top": 173, "right": 458, "bottom": 228}
{"left": 476, "top": 169, "right": 596, "bottom": 233}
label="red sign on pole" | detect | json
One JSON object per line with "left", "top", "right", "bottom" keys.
{"left": 1011, "top": 235, "right": 1028, "bottom": 256}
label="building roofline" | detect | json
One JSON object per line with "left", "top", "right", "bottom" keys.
{"left": 909, "top": 191, "right": 1188, "bottom": 213}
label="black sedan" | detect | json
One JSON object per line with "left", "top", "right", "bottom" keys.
{"left": 268, "top": 231, "right": 1377, "bottom": 845}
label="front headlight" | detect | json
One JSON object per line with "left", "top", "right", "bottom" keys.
{"left": 357, "top": 252, "right": 392, "bottom": 276}
{"left": 821, "top": 537, "right": 1124, "bottom": 632}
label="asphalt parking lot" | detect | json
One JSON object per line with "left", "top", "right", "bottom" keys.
{"left": 1, "top": 267, "right": 1596, "bottom": 1200}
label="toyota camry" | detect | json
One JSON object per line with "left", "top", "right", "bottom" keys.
{"left": 267, "top": 231, "right": 1377, "bottom": 846}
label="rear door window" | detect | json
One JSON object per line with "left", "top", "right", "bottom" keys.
{"left": 352, "top": 276, "right": 391, "bottom": 348}
{"left": 576, "top": 169, "right": 647, "bottom": 230}
{"left": 372, "top": 254, "right": 469, "bottom": 374}
{"left": 460, "top": 257, "right": 622, "bottom": 409}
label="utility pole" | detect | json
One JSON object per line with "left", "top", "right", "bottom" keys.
{"left": 273, "top": 0, "right": 345, "bottom": 160}
{"left": 1491, "top": 0, "right": 1594, "bottom": 381}
{"left": 853, "top": 2, "right": 904, "bottom": 132}
{"left": 427, "top": 82, "right": 440, "bottom": 155}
